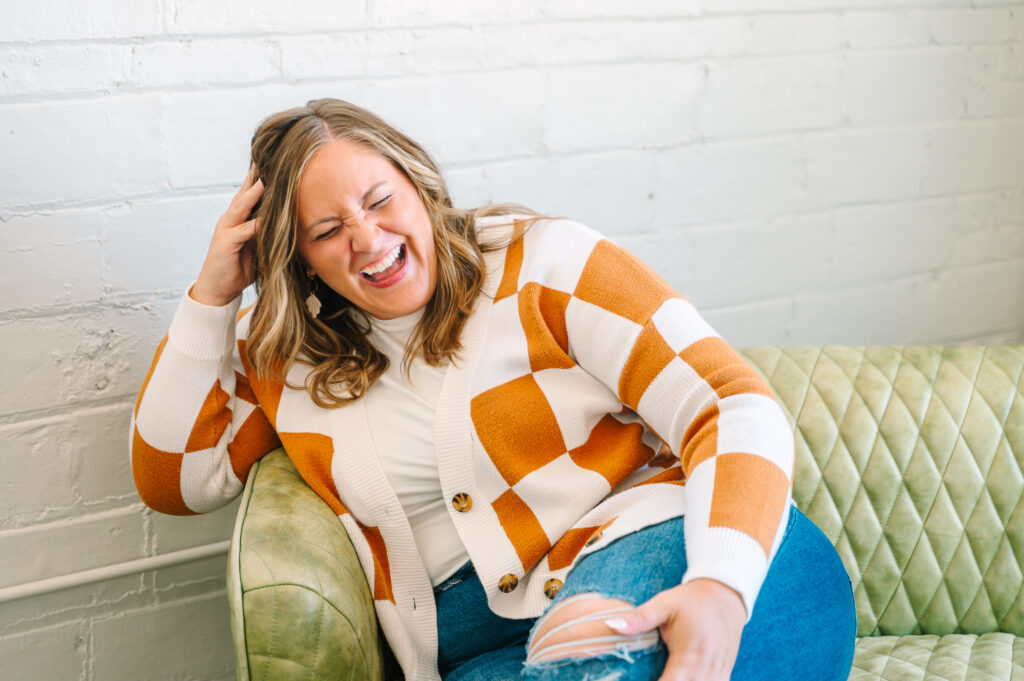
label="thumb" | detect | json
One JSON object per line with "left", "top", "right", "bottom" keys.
{"left": 604, "top": 594, "right": 671, "bottom": 636}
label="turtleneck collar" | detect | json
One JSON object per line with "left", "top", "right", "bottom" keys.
{"left": 369, "top": 306, "right": 425, "bottom": 341}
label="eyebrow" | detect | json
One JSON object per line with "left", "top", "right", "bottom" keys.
{"left": 305, "top": 181, "right": 388, "bottom": 232}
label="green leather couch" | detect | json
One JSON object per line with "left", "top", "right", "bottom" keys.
{"left": 227, "top": 346, "right": 1024, "bottom": 680}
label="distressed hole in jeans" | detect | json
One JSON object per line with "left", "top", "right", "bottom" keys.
{"left": 525, "top": 593, "right": 661, "bottom": 666}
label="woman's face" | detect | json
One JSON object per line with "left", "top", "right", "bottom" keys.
{"left": 295, "top": 138, "right": 438, "bottom": 320}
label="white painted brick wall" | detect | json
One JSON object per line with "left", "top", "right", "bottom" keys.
{"left": 2, "top": 2, "right": 1023, "bottom": 679}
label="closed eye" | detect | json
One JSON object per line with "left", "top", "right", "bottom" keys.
{"left": 369, "top": 194, "right": 392, "bottom": 210}
{"left": 314, "top": 225, "right": 339, "bottom": 241}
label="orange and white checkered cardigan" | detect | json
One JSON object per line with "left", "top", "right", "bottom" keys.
{"left": 131, "top": 217, "right": 794, "bottom": 681}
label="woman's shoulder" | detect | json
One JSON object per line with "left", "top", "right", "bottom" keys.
{"left": 474, "top": 212, "right": 605, "bottom": 250}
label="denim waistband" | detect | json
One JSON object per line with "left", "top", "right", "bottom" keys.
{"left": 432, "top": 560, "right": 475, "bottom": 595}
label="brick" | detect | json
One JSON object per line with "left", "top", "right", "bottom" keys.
{"left": 91, "top": 596, "right": 234, "bottom": 681}
{"left": 0, "top": 299, "right": 177, "bottom": 417}
{"left": 70, "top": 403, "right": 138, "bottom": 509}
{"left": 0, "top": 44, "right": 128, "bottom": 99}
{"left": 709, "top": 0, "right": 965, "bottom": 11}
{"left": 702, "top": 299, "right": 794, "bottom": 347}
{"left": 912, "top": 260, "right": 1024, "bottom": 341}
{"left": 701, "top": 14, "right": 842, "bottom": 56}
{"left": 153, "top": 555, "right": 228, "bottom": 598}
{"left": 131, "top": 38, "right": 279, "bottom": 89}
{"left": 840, "top": 11, "right": 933, "bottom": 49}
{"left": 929, "top": 8, "right": 1019, "bottom": 44}
{"left": 971, "top": 329, "right": 1024, "bottom": 344}
{"left": 280, "top": 31, "right": 421, "bottom": 80}
{"left": 165, "top": 0, "right": 368, "bottom": 34}
{"left": 281, "top": 26, "right": 531, "bottom": 80}
{"left": 149, "top": 499, "right": 240, "bottom": 554}
{"left": 831, "top": 201, "right": 957, "bottom": 286}
{"left": 789, "top": 279, "right": 919, "bottom": 345}
{"left": 964, "top": 45, "right": 1024, "bottom": 118}
{"left": 698, "top": 54, "right": 843, "bottom": 139}
{"left": 843, "top": 49, "right": 969, "bottom": 126}
{"left": 0, "top": 0, "right": 160, "bottom": 41}
{"left": 444, "top": 165, "right": 490, "bottom": 208}
{"left": 370, "top": 0, "right": 544, "bottom": 25}
{"left": 0, "top": 507, "right": 145, "bottom": 589}
{"left": 653, "top": 139, "right": 804, "bottom": 227}
{"left": 164, "top": 86, "right": 300, "bottom": 188}
{"left": 953, "top": 222, "right": 1024, "bottom": 267}
{"left": 165, "top": 73, "right": 544, "bottom": 186}
{"left": 0, "top": 418, "right": 77, "bottom": 530}
{"left": 528, "top": 20, "right": 709, "bottom": 63}
{"left": 0, "top": 209, "right": 103, "bottom": 312}
{"left": 542, "top": 0, "right": 701, "bottom": 19}
{"left": 796, "top": 128, "right": 928, "bottom": 211}
{"left": 0, "top": 621, "right": 87, "bottom": 681}
{"left": 0, "top": 572, "right": 150, "bottom": 638}
{"left": 953, "top": 192, "right": 1024, "bottom": 234}
{"left": 543, "top": 63, "right": 701, "bottom": 152}
{"left": 479, "top": 150, "right": 659, "bottom": 237}
{"left": 105, "top": 194, "right": 228, "bottom": 295}
{"left": 280, "top": 22, "right": 706, "bottom": 81}
{"left": 680, "top": 213, "right": 833, "bottom": 309}
{"left": 921, "top": 120, "right": 1024, "bottom": 196}
{"left": 368, "top": 72, "right": 545, "bottom": 165}
{"left": 0, "top": 96, "right": 163, "bottom": 208}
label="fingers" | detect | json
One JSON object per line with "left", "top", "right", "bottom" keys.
{"left": 604, "top": 588, "right": 676, "bottom": 637}
{"left": 240, "top": 163, "right": 259, "bottom": 192}
{"left": 222, "top": 218, "right": 257, "bottom": 248}
{"left": 222, "top": 179, "right": 265, "bottom": 228}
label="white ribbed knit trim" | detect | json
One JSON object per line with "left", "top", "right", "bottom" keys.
{"left": 167, "top": 287, "right": 242, "bottom": 360}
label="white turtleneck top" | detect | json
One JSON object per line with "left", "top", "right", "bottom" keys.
{"left": 365, "top": 309, "right": 471, "bottom": 585}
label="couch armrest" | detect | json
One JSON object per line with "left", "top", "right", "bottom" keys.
{"left": 227, "top": 448, "right": 386, "bottom": 681}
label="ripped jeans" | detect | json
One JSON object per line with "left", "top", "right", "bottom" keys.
{"left": 434, "top": 507, "right": 856, "bottom": 680}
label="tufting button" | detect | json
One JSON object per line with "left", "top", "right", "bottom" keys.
{"left": 498, "top": 574, "right": 519, "bottom": 593}
{"left": 544, "top": 578, "right": 562, "bottom": 599}
{"left": 451, "top": 493, "right": 473, "bottom": 512}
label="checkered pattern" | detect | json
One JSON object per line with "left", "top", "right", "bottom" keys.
{"left": 464, "top": 220, "right": 794, "bottom": 605}
{"left": 130, "top": 217, "right": 794, "bottom": 681}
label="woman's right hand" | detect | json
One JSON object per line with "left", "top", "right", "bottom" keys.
{"left": 191, "top": 166, "right": 265, "bottom": 307}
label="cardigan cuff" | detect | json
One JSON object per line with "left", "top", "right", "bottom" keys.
{"left": 167, "top": 285, "right": 243, "bottom": 361}
{"left": 679, "top": 525, "right": 772, "bottom": 622}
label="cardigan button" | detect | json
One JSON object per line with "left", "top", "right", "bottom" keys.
{"left": 544, "top": 578, "right": 563, "bottom": 599}
{"left": 498, "top": 574, "right": 519, "bottom": 593}
{"left": 451, "top": 493, "right": 473, "bottom": 512}
{"left": 585, "top": 531, "right": 603, "bottom": 547}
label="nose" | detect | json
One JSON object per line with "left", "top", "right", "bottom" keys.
{"left": 348, "top": 213, "right": 383, "bottom": 253}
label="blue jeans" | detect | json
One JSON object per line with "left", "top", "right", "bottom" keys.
{"left": 434, "top": 507, "right": 856, "bottom": 680}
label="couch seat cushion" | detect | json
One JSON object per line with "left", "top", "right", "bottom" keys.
{"left": 851, "top": 633, "right": 1024, "bottom": 680}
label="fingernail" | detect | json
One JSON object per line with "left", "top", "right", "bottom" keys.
{"left": 604, "top": 618, "right": 628, "bottom": 632}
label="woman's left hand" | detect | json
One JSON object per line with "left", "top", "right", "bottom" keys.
{"left": 606, "top": 578, "right": 746, "bottom": 681}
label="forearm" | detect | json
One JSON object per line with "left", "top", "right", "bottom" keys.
{"left": 130, "top": 290, "right": 253, "bottom": 515}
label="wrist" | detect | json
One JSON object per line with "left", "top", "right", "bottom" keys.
{"left": 686, "top": 578, "right": 747, "bottom": 619}
{"left": 189, "top": 282, "right": 235, "bottom": 307}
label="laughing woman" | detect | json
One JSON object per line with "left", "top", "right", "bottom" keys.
{"left": 131, "top": 99, "right": 856, "bottom": 681}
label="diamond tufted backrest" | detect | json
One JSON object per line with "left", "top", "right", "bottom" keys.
{"left": 739, "top": 347, "right": 1024, "bottom": 638}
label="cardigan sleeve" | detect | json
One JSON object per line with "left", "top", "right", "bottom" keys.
{"left": 130, "top": 290, "right": 280, "bottom": 516}
{"left": 551, "top": 222, "right": 795, "bottom": 617}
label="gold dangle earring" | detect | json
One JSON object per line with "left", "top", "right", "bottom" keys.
{"left": 305, "top": 273, "right": 322, "bottom": 318}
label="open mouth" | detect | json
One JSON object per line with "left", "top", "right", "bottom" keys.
{"left": 359, "top": 244, "right": 406, "bottom": 283}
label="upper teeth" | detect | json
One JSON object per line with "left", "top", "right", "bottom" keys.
{"left": 360, "top": 245, "right": 401, "bottom": 276}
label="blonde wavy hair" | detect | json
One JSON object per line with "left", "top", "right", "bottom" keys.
{"left": 246, "top": 98, "right": 538, "bottom": 408}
